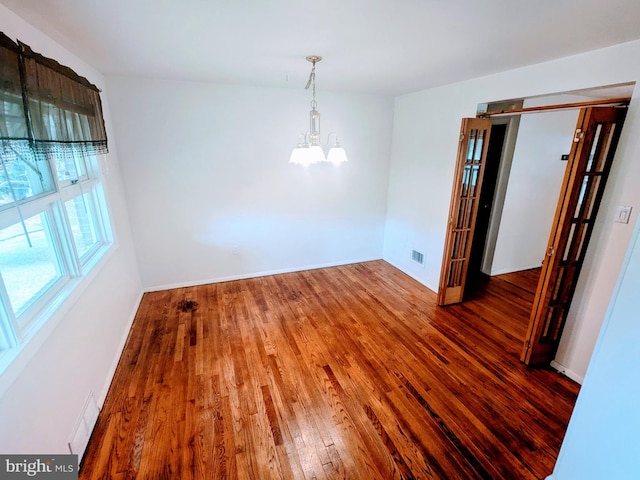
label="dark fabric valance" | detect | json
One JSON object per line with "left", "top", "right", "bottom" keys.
{"left": 0, "top": 31, "right": 108, "bottom": 162}
{"left": 0, "top": 33, "right": 28, "bottom": 142}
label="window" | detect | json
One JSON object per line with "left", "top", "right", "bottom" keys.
{"left": 0, "top": 32, "right": 112, "bottom": 367}
{"left": 0, "top": 151, "right": 112, "bottom": 348}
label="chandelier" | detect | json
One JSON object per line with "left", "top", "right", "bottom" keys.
{"left": 289, "top": 56, "right": 348, "bottom": 166}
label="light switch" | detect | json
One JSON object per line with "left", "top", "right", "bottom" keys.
{"left": 614, "top": 205, "right": 632, "bottom": 224}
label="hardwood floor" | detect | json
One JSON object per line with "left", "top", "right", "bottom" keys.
{"left": 80, "top": 262, "right": 578, "bottom": 479}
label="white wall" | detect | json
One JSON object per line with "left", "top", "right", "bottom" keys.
{"left": 550, "top": 207, "right": 640, "bottom": 480}
{"left": 106, "top": 77, "right": 393, "bottom": 290}
{"left": 0, "top": 6, "right": 142, "bottom": 454}
{"left": 491, "top": 98, "right": 579, "bottom": 275}
{"left": 383, "top": 40, "right": 640, "bottom": 381}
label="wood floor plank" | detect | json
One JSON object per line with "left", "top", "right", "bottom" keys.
{"left": 80, "top": 261, "right": 579, "bottom": 479}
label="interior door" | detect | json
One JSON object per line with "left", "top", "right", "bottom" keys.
{"left": 438, "top": 118, "right": 492, "bottom": 305}
{"left": 522, "top": 106, "right": 627, "bottom": 365}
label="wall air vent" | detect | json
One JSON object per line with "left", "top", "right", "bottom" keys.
{"left": 412, "top": 250, "right": 424, "bottom": 265}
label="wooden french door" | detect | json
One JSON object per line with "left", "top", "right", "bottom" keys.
{"left": 438, "top": 118, "right": 492, "bottom": 305}
{"left": 522, "top": 106, "right": 627, "bottom": 365}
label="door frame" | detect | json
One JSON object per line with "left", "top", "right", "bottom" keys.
{"left": 478, "top": 114, "right": 521, "bottom": 275}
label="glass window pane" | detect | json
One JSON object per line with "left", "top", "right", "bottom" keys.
{"left": 0, "top": 213, "right": 63, "bottom": 315}
{"left": 474, "top": 130, "right": 485, "bottom": 162}
{"left": 587, "top": 123, "right": 616, "bottom": 173}
{"left": 0, "top": 146, "right": 55, "bottom": 208}
{"left": 55, "top": 150, "right": 88, "bottom": 184}
{"left": 585, "top": 124, "right": 602, "bottom": 172}
{"left": 466, "top": 130, "right": 477, "bottom": 163}
{"left": 65, "top": 193, "right": 98, "bottom": 259}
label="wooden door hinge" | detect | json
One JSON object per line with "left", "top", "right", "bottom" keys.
{"left": 573, "top": 128, "right": 584, "bottom": 143}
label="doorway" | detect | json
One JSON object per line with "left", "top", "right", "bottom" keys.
{"left": 466, "top": 122, "right": 506, "bottom": 293}
{"left": 438, "top": 89, "right": 631, "bottom": 367}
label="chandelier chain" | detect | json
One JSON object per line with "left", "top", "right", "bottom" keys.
{"left": 305, "top": 59, "right": 318, "bottom": 109}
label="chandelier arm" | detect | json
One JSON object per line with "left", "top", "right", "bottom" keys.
{"left": 324, "top": 131, "right": 339, "bottom": 147}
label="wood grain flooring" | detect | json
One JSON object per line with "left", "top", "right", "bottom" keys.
{"left": 80, "top": 261, "right": 578, "bottom": 479}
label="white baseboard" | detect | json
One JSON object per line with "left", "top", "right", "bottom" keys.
{"left": 489, "top": 263, "right": 542, "bottom": 276}
{"left": 550, "top": 360, "right": 584, "bottom": 385}
{"left": 98, "top": 289, "right": 144, "bottom": 406}
{"left": 144, "top": 257, "right": 382, "bottom": 292}
{"left": 382, "top": 257, "right": 438, "bottom": 293}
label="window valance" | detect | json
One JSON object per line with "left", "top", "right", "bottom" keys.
{"left": 0, "top": 31, "right": 108, "bottom": 162}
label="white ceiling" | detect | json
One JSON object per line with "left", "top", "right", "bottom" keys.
{"left": 2, "top": 0, "right": 640, "bottom": 96}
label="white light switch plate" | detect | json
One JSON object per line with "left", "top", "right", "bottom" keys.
{"left": 614, "top": 205, "right": 632, "bottom": 224}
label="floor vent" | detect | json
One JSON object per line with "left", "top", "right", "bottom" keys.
{"left": 412, "top": 250, "right": 424, "bottom": 264}
{"left": 69, "top": 392, "right": 100, "bottom": 458}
